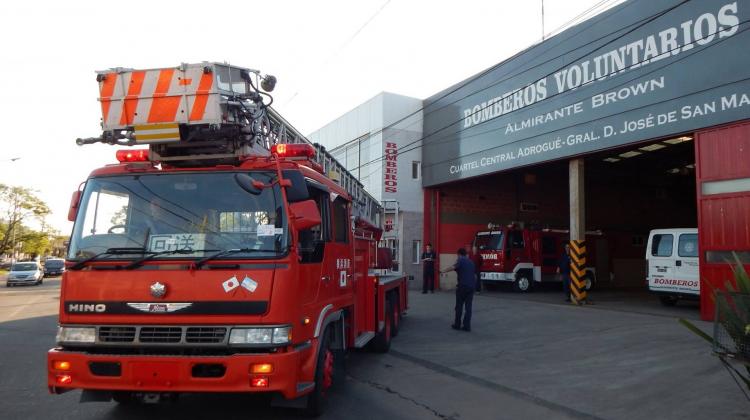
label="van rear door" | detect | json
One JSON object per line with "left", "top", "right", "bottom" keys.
{"left": 673, "top": 232, "right": 700, "bottom": 296}
{"left": 647, "top": 232, "right": 676, "bottom": 293}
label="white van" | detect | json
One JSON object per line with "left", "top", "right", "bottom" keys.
{"left": 646, "top": 228, "right": 699, "bottom": 306}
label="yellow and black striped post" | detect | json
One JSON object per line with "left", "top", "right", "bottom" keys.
{"left": 569, "top": 240, "right": 587, "bottom": 304}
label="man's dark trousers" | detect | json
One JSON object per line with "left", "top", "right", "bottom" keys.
{"left": 454, "top": 285, "right": 474, "bottom": 330}
{"left": 423, "top": 269, "right": 434, "bottom": 293}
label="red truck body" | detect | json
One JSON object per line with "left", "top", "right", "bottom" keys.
{"left": 48, "top": 148, "right": 407, "bottom": 413}
{"left": 473, "top": 226, "right": 600, "bottom": 292}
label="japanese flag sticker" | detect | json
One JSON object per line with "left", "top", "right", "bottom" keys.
{"left": 222, "top": 276, "right": 240, "bottom": 293}
{"left": 241, "top": 276, "right": 258, "bottom": 293}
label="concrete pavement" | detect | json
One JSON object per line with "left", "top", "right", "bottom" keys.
{"left": 2, "top": 276, "right": 747, "bottom": 419}
{"left": 393, "top": 289, "right": 749, "bottom": 419}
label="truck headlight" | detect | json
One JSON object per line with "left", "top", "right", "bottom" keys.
{"left": 229, "top": 326, "right": 291, "bottom": 345}
{"left": 56, "top": 326, "right": 96, "bottom": 344}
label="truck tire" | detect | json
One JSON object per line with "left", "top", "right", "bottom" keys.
{"left": 583, "top": 271, "right": 595, "bottom": 291}
{"left": 369, "top": 301, "right": 392, "bottom": 353}
{"left": 659, "top": 295, "right": 678, "bottom": 306}
{"left": 389, "top": 296, "right": 400, "bottom": 337}
{"left": 513, "top": 271, "right": 533, "bottom": 293}
{"left": 305, "top": 328, "right": 335, "bottom": 417}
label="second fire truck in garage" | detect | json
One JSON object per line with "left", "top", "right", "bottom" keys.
{"left": 473, "top": 224, "right": 600, "bottom": 292}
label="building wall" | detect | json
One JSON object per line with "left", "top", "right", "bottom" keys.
{"left": 309, "top": 92, "right": 424, "bottom": 285}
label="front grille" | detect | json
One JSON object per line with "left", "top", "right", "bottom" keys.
{"left": 79, "top": 325, "right": 242, "bottom": 347}
{"left": 139, "top": 327, "right": 182, "bottom": 343}
{"left": 186, "top": 327, "right": 227, "bottom": 343}
{"left": 99, "top": 326, "right": 136, "bottom": 343}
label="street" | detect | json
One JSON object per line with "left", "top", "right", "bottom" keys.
{"left": 1, "top": 277, "right": 748, "bottom": 419}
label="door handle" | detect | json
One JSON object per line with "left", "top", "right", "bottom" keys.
{"left": 321, "top": 275, "right": 330, "bottom": 282}
{"left": 676, "top": 260, "right": 682, "bottom": 267}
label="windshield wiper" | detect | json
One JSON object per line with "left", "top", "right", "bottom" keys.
{"left": 69, "top": 247, "right": 149, "bottom": 270}
{"left": 194, "top": 248, "right": 272, "bottom": 268}
{"left": 123, "top": 248, "right": 220, "bottom": 270}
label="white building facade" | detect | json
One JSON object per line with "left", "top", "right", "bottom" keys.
{"left": 309, "top": 92, "right": 424, "bottom": 286}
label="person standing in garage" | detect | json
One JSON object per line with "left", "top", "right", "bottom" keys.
{"left": 468, "top": 244, "right": 483, "bottom": 294}
{"left": 557, "top": 244, "right": 572, "bottom": 302}
{"left": 441, "top": 248, "right": 476, "bottom": 332}
{"left": 422, "top": 244, "right": 437, "bottom": 294}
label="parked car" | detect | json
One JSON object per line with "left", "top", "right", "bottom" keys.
{"left": 646, "top": 228, "right": 699, "bottom": 306}
{"left": 43, "top": 258, "right": 65, "bottom": 277}
{"left": 6, "top": 262, "right": 44, "bottom": 287}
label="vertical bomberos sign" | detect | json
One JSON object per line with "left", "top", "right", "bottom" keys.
{"left": 384, "top": 142, "right": 398, "bottom": 193}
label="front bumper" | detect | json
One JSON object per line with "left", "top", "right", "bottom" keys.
{"left": 48, "top": 345, "right": 313, "bottom": 399}
{"left": 7, "top": 277, "right": 39, "bottom": 285}
{"left": 479, "top": 272, "right": 513, "bottom": 282}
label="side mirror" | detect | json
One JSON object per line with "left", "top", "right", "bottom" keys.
{"left": 289, "top": 199, "right": 321, "bottom": 231}
{"left": 68, "top": 190, "right": 82, "bottom": 222}
{"left": 234, "top": 173, "right": 263, "bottom": 195}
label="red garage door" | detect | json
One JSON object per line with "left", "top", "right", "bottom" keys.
{"left": 695, "top": 121, "right": 750, "bottom": 321}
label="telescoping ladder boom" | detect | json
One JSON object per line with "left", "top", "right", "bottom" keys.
{"left": 264, "top": 107, "right": 381, "bottom": 227}
{"left": 75, "top": 63, "right": 381, "bottom": 227}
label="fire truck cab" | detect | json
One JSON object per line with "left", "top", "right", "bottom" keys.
{"left": 473, "top": 224, "right": 598, "bottom": 292}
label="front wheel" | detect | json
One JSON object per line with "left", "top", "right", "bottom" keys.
{"left": 305, "top": 329, "right": 335, "bottom": 417}
{"left": 513, "top": 272, "right": 533, "bottom": 293}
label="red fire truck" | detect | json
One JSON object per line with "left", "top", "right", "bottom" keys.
{"left": 47, "top": 63, "right": 408, "bottom": 415}
{"left": 473, "top": 224, "right": 600, "bottom": 292}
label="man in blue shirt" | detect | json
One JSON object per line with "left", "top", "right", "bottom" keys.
{"left": 556, "top": 244, "right": 572, "bottom": 302}
{"left": 441, "top": 248, "right": 476, "bottom": 332}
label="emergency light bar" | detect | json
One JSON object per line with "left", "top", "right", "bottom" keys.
{"left": 116, "top": 149, "right": 149, "bottom": 162}
{"left": 271, "top": 143, "right": 316, "bottom": 159}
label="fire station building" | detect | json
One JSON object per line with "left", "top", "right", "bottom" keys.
{"left": 311, "top": 0, "right": 750, "bottom": 320}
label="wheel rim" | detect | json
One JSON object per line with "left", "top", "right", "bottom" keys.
{"left": 322, "top": 349, "right": 334, "bottom": 395}
{"left": 518, "top": 277, "right": 529, "bottom": 290}
{"left": 584, "top": 278, "right": 592, "bottom": 290}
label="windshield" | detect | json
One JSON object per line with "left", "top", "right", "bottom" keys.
{"left": 68, "top": 172, "right": 289, "bottom": 261}
{"left": 45, "top": 260, "right": 64, "bottom": 268}
{"left": 474, "top": 232, "right": 504, "bottom": 251}
{"left": 12, "top": 263, "right": 38, "bottom": 271}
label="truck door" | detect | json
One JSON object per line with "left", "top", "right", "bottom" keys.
{"left": 540, "top": 235, "right": 558, "bottom": 282}
{"left": 329, "top": 196, "right": 353, "bottom": 298}
{"left": 508, "top": 229, "right": 526, "bottom": 269}
{"left": 297, "top": 185, "right": 332, "bottom": 305}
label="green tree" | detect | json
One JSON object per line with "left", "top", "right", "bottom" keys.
{"left": 0, "top": 184, "right": 51, "bottom": 255}
{"left": 19, "top": 228, "right": 50, "bottom": 257}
